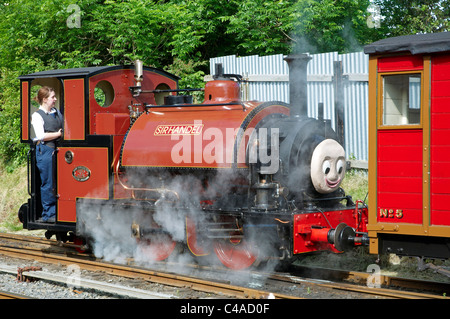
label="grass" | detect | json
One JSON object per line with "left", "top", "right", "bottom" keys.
{"left": 0, "top": 164, "right": 27, "bottom": 232}
{"left": 341, "top": 168, "right": 369, "bottom": 203}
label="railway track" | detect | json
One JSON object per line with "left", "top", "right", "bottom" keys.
{"left": 0, "top": 232, "right": 448, "bottom": 299}
{"left": 0, "top": 233, "right": 295, "bottom": 299}
{"left": 288, "top": 264, "right": 450, "bottom": 298}
{"left": 0, "top": 290, "right": 28, "bottom": 299}
{"left": 271, "top": 270, "right": 447, "bottom": 299}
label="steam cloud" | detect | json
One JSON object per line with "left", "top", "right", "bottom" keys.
{"left": 76, "top": 158, "right": 285, "bottom": 288}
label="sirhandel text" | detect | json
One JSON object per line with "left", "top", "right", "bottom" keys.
{"left": 170, "top": 120, "right": 280, "bottom": 172}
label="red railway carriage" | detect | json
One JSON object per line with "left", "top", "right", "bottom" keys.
{"left": 365, "top": 32, "right": 450, "bottom": 259}
{"left": 18, "top": 56, "right": 368, "bottom": 270}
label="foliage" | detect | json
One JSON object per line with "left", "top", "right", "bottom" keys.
{"left": 0, "top": 0, "right": 378, "bottom": 71}
{"left": 1, "top": 0, "right": 450, "bottom": 170}
{"left": 0, "top": 68, "right": 28, "bottom": 171}
{"left": 373, "top": 0, "right": 450, "bottom": 37}
{"left": 0, "top": 0, "right": 237, "bottom": 71}
{"left": 220, "top": 0, "right": 296, "bottom": 55}
{"left": 291, "top": 0, "right": 374, "bottom": 53}
{"left": 222, "top": 0, "right": 375, "bottom": 54}
{"left": 164, "top": 58, "right": 208, "bottom": 103}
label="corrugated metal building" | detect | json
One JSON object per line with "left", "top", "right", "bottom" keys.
{"left": 208, "top": 52, "right": 369, "bottom": 162}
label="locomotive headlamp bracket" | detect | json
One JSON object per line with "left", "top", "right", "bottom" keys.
{"left": 65, "top": 150, "right": 74, "bottom": 164}
{"left": 129, "top": 86, "right": 142, "bottom": 97}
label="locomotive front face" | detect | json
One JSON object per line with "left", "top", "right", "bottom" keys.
{"left": 310, "top": 139, "right": 346, "bottom": 194}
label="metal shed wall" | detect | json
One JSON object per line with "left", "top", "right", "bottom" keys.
{"left": 209, "top": 52, "right": 369, "bottom": 161}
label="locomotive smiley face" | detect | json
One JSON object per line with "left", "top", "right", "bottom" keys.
{"left": 310, "top": 139, "right": 346, "bottom": 194}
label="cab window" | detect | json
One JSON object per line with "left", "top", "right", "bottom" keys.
{"left": 29, "top": 78, "right": 63, "bottom": 139}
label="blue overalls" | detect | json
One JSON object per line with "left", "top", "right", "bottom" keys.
{"left": 36, "top": 142, "right": 56, "bottom": 221}
{"left": 35, "top": 109, "right": 63, "bottom": 222}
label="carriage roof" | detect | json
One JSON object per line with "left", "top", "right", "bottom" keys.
{"left": 364, "top": 31, "right": 450, "bottom": 55}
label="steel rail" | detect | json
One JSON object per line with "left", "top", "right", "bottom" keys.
{"left": 0, "top": 290, "right": 29, "bottom": 299}
{"left": 0, "top": 244, "right": 296, "bottom": 299}
{"left": 0, "top": 264, "right": 173, "bottom": 299}
{"left": 294, "top": 266, "right": 450, "bottom": 298}
{"left": 1, "top": 233, "right": 447, "bottom": 299}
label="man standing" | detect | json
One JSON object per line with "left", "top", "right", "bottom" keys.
{"left": 31, "top": 86, "right": 63, "bottom": 223}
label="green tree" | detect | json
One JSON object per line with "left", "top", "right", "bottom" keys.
{"left": 373, "top": 0, "right": 450, "bottom": 37}
{"left": 220, "top": 0, "right": 296, "bottom": 55}
{"left": 0, "top": 0, "right": 382, "bottom": 170}
{"left": 290, "top": 0, "right": 373, "bottom": 53}
{"left": 0, "top": 68, "right": 27, "bottom": 170}
{"left": 222, "top": 0, "right": 373, "bottom": 55}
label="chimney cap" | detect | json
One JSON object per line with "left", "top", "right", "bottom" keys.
{"left": 283, "top": 54, "right": 312, "bottom": 63}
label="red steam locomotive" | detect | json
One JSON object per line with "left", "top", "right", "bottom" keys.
{"left": 18, "top": 55, "right": 368, "bottom": 270}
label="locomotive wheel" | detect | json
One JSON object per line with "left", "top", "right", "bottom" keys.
{"left": 186, "top": 217, "right": 209, "bottom": 256}
{"left": 213, "top": 239, "right": 259, "bottom": 270}
{"left": 73, "top": 236, "right": 88, "bottom": 253}
{"left": 136, "top": 235, "right": 177, "bottom": 261}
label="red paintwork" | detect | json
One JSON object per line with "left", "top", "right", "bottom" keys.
{"left": 374, "top": 53, "right": 450, "bottom": 229}
{"left": 293, "top": 207, "right": 367, "bottom": 254}
{"left": 204, "top": 80, "right": 240, "bottom": 103}
{"left": 213, "top": 239, "right": 259, "bottom": 270}
{"left": 121, "top": 101, "right": 290, "bottom": 169}
{"left": 378, "top": 55, "right": 423, "bottom": 72}
{"left": 95, "top": 113, "right": 130, "bottom": 135}
{"left": 431, "top": 55, "right": 450, "bottom": 226}
{"left": 53, "top": 68, "right": 178, "bottom": 222}
{"left": 293, "top": 206, "right": 368, "bottom": 254}
{"left": 57, "top": 147, "right": 109, "bottom": 222}
{"left": 95, "top": 113, "right": 132, "bottom": 199}
{"left": 186, "top": 217, "right": 209, "bottom": 256}
{"left": 64, "top": 78, "right": 85, "bottom": 140}
{"left": 88, "top": 69, "right": 177, "bottom": 135}
{"left": 21, "top": 82, "right": 29, "bottom": 141}
{"left": 377, "top": 129, "right": 423, "bottom": 224}
{"left": 136, "top": 237, "right": 176, "bottom": 261}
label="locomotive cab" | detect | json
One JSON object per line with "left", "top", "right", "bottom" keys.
{"left": 18, "top": 65, "right": 179, "bottom": 241}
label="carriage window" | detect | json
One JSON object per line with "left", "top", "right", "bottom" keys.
{"left": 382, "top": 74, "right": 421, "bottom": 126}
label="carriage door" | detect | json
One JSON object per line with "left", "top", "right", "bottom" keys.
{"left": 376, "top": 55, "right": 427, "bottom": 227}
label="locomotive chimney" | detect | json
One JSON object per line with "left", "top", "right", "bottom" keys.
{"left": 134, "top": 59, "right": 143, "bottom": 87}
{"left": 284, "top": 54, "right": 312, "bottom": 117}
